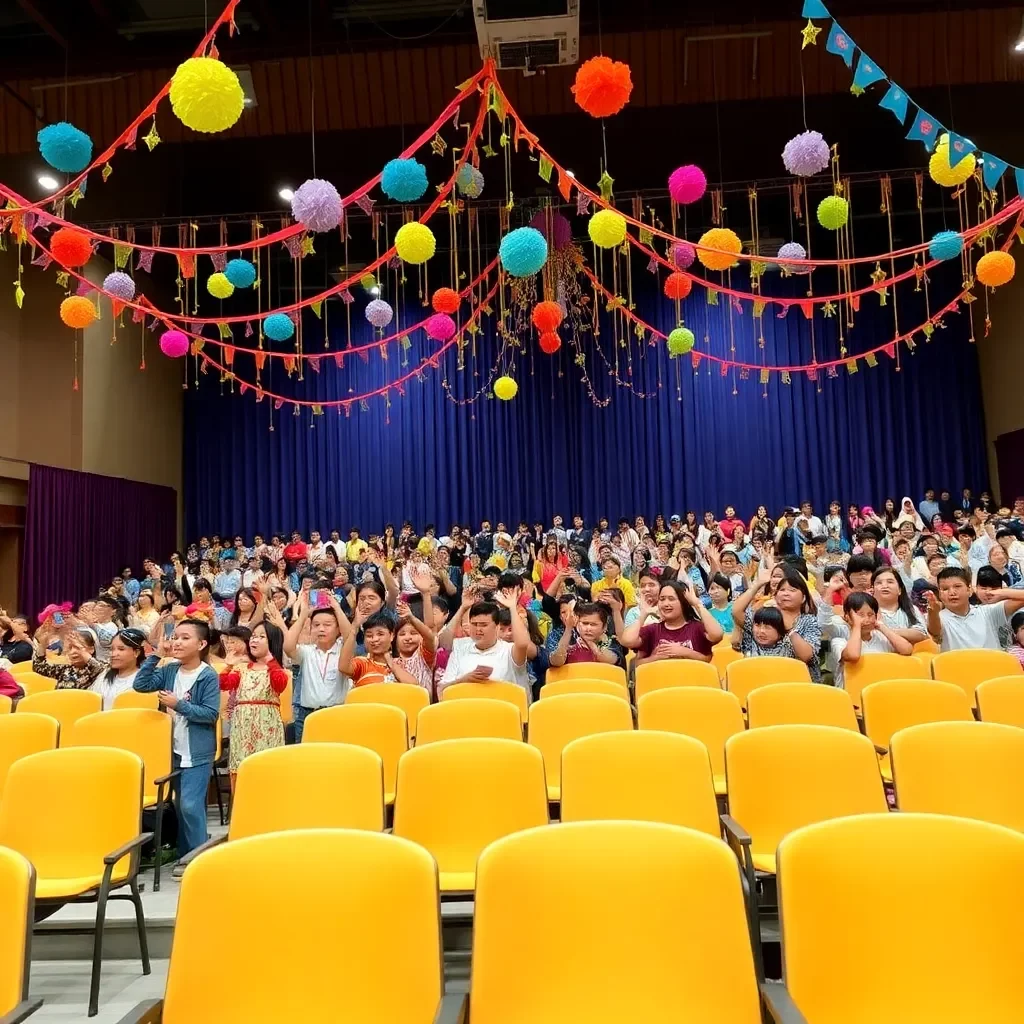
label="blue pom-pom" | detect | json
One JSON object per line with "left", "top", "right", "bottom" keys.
{"left": 263, "top": 313, "right": 295, "bottom": 342}
{"left": 381, "top": 158, "right": 428, "bottom": 202}
{"left": 929, "top": 230, "right": 963, "bottom": 263}
{"left": 224, "top": 258, "right": 257, "bottom": 289}
{"left": 38, "top": 122, "right": 93, "bottom": 174}
{"left": 499, "top": 227, "right": 548, "bottom": 278}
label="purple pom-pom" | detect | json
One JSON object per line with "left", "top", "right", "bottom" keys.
{"left": 159, "top": 329, "right": 189, "bottom": 358}
{"left": 291, "top": 178, "right": 343, "bottom": 233}
{"left": 528, "top": 210, "right": 572, "bottom": 251}
{"left": 103, "top": 271, "right": 136, "bottom": 301}
{"left": 425, "top": 313, "right": 456, "bottom": 342}
{"left": 671, "top": 242, "right": 696, "bottom": 269}
{"left": 776, "top": 241, "right": 811, "bottom": 274}
{"left": 667, "top": 165, "right": 707, "bottom": 205}
{"left": 365, "top": 298, "right": 394, "bottom": 329}
{"left": 782, "top": 130, "right": 830, "bottom": 177}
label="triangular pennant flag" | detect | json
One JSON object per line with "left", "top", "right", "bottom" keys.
{"left": 802, "top": 0, "right": 830, "bottom": 16}
{"left": 719, "top": 362, "right": 729, "bottom": 378}
{"left": 799, "top": 300, "right": 813, "bottom": 319}
{"left": 865, "top": 352, "right": 878, "bottom": 367}
{"left": 945, "top": 131, "right": 974, "bottom": 167}
{"left": 254, "top": 351, "right": 267, "bottom": 370}
{"left": 806, "top": 367, "right": 818, "bottom": 381}
{"left": 1016, "top": 168, "right": 1024, "bottom": 198}
{"left": 244, "top": 320, "right": 253, "bottom": 337}
{"left": 557, "top": 168, "right": 572, "bottom": 202}
{"left": 882, "top": 343, "right": 896, "bottom": 359}
{"left": 878, "top": 81, "right": 909, "bottom": 124}
{"left": 537, "top": 155, "right": 553, "bottom": 183}
{"left": 333, "top": 352, "right": 344, "bottom": 369}
{"left": 274, "top": 399, "right": 284, "bottom": 410}
{"left": 846, "top": 358, "right": 858, "bottom": 374}
{"left": 826, "top": 365, "right": 838, "bottom": 378}
{"left": 223, "top": 345, "right": 234, "bottom": 364}
{"left": 825, "top": 21, "right": 856, "bottom": 67}
{"left": 691, "top": 351, "right": 702, "bottom": 369}
{"left": 759, "top": 368, "right": 770, "bottom": 384}
{"left": 311, "top": 300, "right": 323, "bottom": 318}
{"left": 308, "top": 356, "right": 321, "bottom": 373}
{"left": 852, "top": 52, "right": 886, "bottom": 91}
{"left": 982, "top": 153, "right": 1009, "bottom": 191}
{"left": 906, "top": 107, "right": 942, "bottom": 152}
{"left": 217, "top": 322, "right": 232, "bottom": 339}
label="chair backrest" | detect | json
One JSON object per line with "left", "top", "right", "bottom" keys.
{"left": 725, "top": 656, "right": 811, "bottom": 708}
{"left": 932, "top": 649, "right": 1024, "bottom": 700}
{"left": 976, "top": 676, "right": 1024, "bottom": 728}
{"left": 7, "top": 661, "right": 33, "bottom": 676}
{"left": 345, "top": 683, "right": 430, "bottom": 741}
{"left": 777, "top": 813, "right": 1024, "bottom": 1021}
{"left": 111, "top": 690, "right": 160, "bottom": 711}
{"left": 746, "top": 683, "right": 859, "bottom": 732}
{"left": 634, "top": 660, "right": 721, "bottom": 700}
{"left": 162, "top": 830, "right": 443, "bottom": 1023}
{"left": 393, "top": 739, "right": 548, "bottom": 881}
{"left": 636, "top": 686, "right": 743, "bottom": 782}
{"left": 17, "top": 690, "right": 103, "bottom": 746}
{"left": 892, "top": 721, "right": 1024, "bottom": 831}
{"left": 302, "top": 704, "right": 408, "bottom": 801}
{"left": 0, "top": 713, "right": 60, "bottom": 802}
{"left": 539, "top": 678, "right": 629, "bottom": 701}
{"left": 441, "top": 681, "right": 527, "bottom": 722}
{"left": 0, "top": 747, "right": 142, "bottom": 882}
{"left": 560, "top": 730, "right": 720, "bottom": 836}
{"left": 0, "top": 696, "right": 10, "bottom": 715}
{"left": 415, "top": 699, "right": 522, "bottom": 745}
{"left": 469, "top": 821, "right": 762, "bottom": 1022}
{"left": 843, "top": 652, "right": 928, "bottom": 707}
{"left": 279, "top": 671, "right": 294, "bottom": 725}
{"left": 545, "top": 663, "right": 627, "bottom": 686}
{"left": 67, "top": 710, "right": 172, "bottom": 807}
{"left": 15, "top": 673, "right": 56, "bottom": 697}
{"left": 711, "top": 644, "right": 743, "bottom": 681}
{"left": 861, "top": 679, "right": 973, "bottom": 750}
{"left": 527, "top": 694, "right": 633, "bottom": 797}
{"left": 0, "top": 846, "right": 34, "bottom": 1019}
{"left": 230, "top": 744, "right": 385, "bottom": 838}
{"left": 913, "top": 637, "right": 939, "bottom": 654}
{"left": 725, "top": 725, "right": 888, "bottom": 863}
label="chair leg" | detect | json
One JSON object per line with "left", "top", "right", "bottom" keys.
{"left": 152, "top": 800, "right": 164, "bottom": 893}
{"left": 213, "top": 767, "right": 225, "bottom": 826}
{"left": 130, "top": 877, "right": 151, "bottom": 976}
{"left": 88, "top": 887, "right": 110, "bottom": 1017}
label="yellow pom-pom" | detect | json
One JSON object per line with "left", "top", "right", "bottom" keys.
{"left": 206, "top": 272, "right": 235, "bottom": 299}
{"left": 588, "top": 209, "right": 627, "bottom": 249}
{"left": 60, "top": 296, "right": 98, "bottom": 329}
{"left": 395, "top": 222, "right": 436, "bottom": 264}
{"left": 170, "top": 57, "right": 244, "bottom": 134}
{"left": 929, "top": 135, "right": 976, "bottom": 188}
{"left": 493, "top": 375, "right": 518, "bottom": 401}
{"left": 976, "top": 250, "right": 1015, "bottom": 288}
{"left": 697, "top": 228, "right": 742, "bottom": 271}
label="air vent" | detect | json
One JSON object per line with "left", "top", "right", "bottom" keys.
{"left": 474, "top": 0, "right": 578, "bottom": 72}
{"left": 497, "top": 37, "right": 562, "bottom": 70}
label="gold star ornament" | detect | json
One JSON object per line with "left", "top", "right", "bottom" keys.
{"left": 801, "top": 19, "right": 822, "bottom": 49}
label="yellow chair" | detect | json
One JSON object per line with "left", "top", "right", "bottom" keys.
{"left": 913, "top": 637, "right": 939, "bottom": 654}
{"left": 560, "top": 730, "right": 720, "bottom": 837}
{"left": 442, "top": 680, "right": 528, "bottom": 723}
{"left": 15, "top": 672, "right": 56, "bottom": 697}
{"left": 279, "top": 670, "right": 294, "bottom": 726}
{"left": 725, "top": 656, "right": 811, "bottom": 709}
{"left": 0, "top": 695, "right": 10, "bottom": 715}
{"left": 637, "top": 686, "right": 744, "bottom": 797}
{"left": 0, "top": 845, "right": 40, "bottom": 1022}
{"left": 111, "top": 690, "right": 160, "bottom": 711}
{"left": 539, "top": 678, "right": 629, "bottom": 701}
{"left": 774, "top": 813, "right": 1024, "bottom": 1021}
{"left": 0, "top": 747, "right": 150, "bottom": 1017}
{"left": 932, "top": 649, "right": 1023, "bottom": 701}
{"left": 415, "top": 699, "right": 522, "bottom": 745}
{"left": 392, "top": 738, "right": 548, "bottom": 893}
{"left": 464, "top": 821, "right": 766, "bottom": 1022}
{"left": 545, "top": 662, "right": 627, "bottom": 686}
{"left": 7, "top": 660, "right": 34, "bottom": 676}
{"left": 17, "top": 690, "right": 102, "bottom": 747}
{"left": 119, "top": 830, "right": 445, "bottom": 1024}
{"left": 303, "top": 704, "right": 407, "bottom": 804}
{"left": 345, "top": 683, "right": 430, "bottom": 741}
{"left": 634, "top": 660, "right": 720, "bottom": 700}
{"left": 892, "top": 721, "right": 1024, "bottom": 832}
{"left": 976, "top": 676, "right": 1024, "bottom": 728}
{"left": 527, "top": 694, "right": 633, "bottom": 802}
{"left": 724, "top": 724, "right": 887, "bottom": 877}
{"left": 711, "top": 644, "right": 743, "bottom": 681}
{"left": 843, "top": 652, "right": 928, "bottom": 709}
{"left": 0, "top": 712, "right": 60, "bottom": 801}
{"left": 746, "top": 683, "right": 859, "bottom": 732}
{"left": 861, "top": 679, "right": 973, "bottom": 782}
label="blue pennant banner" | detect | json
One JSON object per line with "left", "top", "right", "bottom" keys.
{"left": 801, "top": 0, "right": 831, "bottom": 17}
{"left": 825, "top": 20, "right": 856, "bottom": 67}
{"left": 945, "top": 132, "right": 975, "bottom": 165}
{"left": 982, "top": 153, "right": 1009, "bottom": 190}
{"left": 906, "top": 107, "right": 943, "bottom": 152}
{"left": 852, "top": 52, "right": 886, "bottom": 91}
{"left": 1016, "top": 168, "right": 1024, "bottom": 198}
{"left": 878, "top": 81, "right": 909, "bottom": 124}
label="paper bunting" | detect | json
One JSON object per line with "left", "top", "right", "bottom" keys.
{"left": 1016, "top": 169, "right": 1024, "bottom": 198}
{"left": 217, "top": 322, "right": 232, "bottom": 339}
{"left": 142, "top": 119, "right": 161, "bottom": 152}
{"left": 136, "top": 250, "right": 154, "bottom": 273}
{"left": 311, "top": 300, "right": 323, "bottom": 318}
{"left": 825, "top": 21, "right": 856, "bottom": 67}
{"left": 244, "top": 320, "right": 253, "bottom": 337}
{"left": 906, "top": 107, "right": 942, "bottom": 151}
{"left": 982, "top": 153, "right": 1008, "bottom": 190}
{"left": 827, "top": 365, "right": 838, "bottom": 378}
{"left": 576, "top": 192, "right": 591, "bottom": 216}
{"left": 101, "top": 163, "right": 113, "bottom": 182}
{"left": 719, "top": 362, "right": 729, "bottom": 377}
{"left": 114, "top": 244, "right": 132, "bottom": 269}
{"left": 781, "top": 371, "right": 792, "bottom": 385}
{"left": 210, "top": 252, "right": 227, "bottom": 272}
{"left": 177, "top": 254, "right": 196, "bottom": 279}
{"left": 878, "top": 82, "right": 909, "bottom": 124}
{"left": 846, "top": 358, "right": 858, "bottom": 374}
{"left": 538, "top": 155, "right": 553, "bottom": 183}
{"left": 852, "top": 52, "right": 886, "bottom": 92}
{"left": 557, "top": 168, "right": 573, "bottom": 201}
{"left": 30, "top": 251, "right": 52, "bottom": 270}
{"left": 340, "top": 287, "right": 354, "bottom": 305}
{"left": 223, "top": 345, "right": 234, "bottom": 363}
{"left": 806, "top": 367, "right": 818, "bottom": 381}
{"left": 354, "top": 194, "right": 375, "bottom": 216}
{"left": 132, "top": 306, "right": 145, "bottom": 324}
{"left": 759, "top": 369, "right": 770, "bottom": 384}
{"left": 308, "top": 357, "right": 320, "bottom": 373}
{"left": 255, "top": 352, "right": 267, "bottom": 370}
{"left": 865, "top": 352, "right": 878, "bottom": 367}
{"left": 801, "top": 0, "right": 829, "bottom": 16}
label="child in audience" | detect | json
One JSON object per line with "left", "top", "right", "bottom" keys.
{"left": 0, "top": 611, "right": 33, "bottom": 664}
{"left": 548, "top": 602, "right": 622, "bottom": 667}
{"left": 1009, "top": 611, "right": 1024, "bottom": 669}
{"left": 622, "top": 580, "right": 723, "bottom": 664}
{"left": 741, "top": 605, "right": 790, "bottom": 658}
{"left": 339, "top": 610, "right": 415, "bottom": 686}
{"left": 707, "top": 573, "right": 734, "bottom": 635}
{"left": 393, "top": 597, "right": 436, "bottom": 693}
{"left": 91, "top": 627, "right": 146, "bottom": 710}
{"left": 591, "top": 555, "right": 637, "bottom": 608}
{"left": 844, "top": 554, "right": 876, "bottom": 593}
{"left": 870, "top": 567, "right": 928, "bottom": 644}
{"left": 827, "top": 592, "right": 914, "bottom": 689}
{"left": 927, "top": 567, "right": 1024, "bottom": 651}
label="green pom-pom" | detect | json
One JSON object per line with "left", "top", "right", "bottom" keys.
{"left": 817, "top": 195, "right": 849, "bottom": 230}
{"left": 667, "top": 327, "right": 695, "bottom": 356}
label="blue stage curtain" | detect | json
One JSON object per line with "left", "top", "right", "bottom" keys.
{"left": 183, "top": 261, "right": 988, "bottom": 538}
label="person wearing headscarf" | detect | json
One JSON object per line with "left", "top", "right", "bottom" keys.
{"left": 893, "top": 496, "right": 925, "bottom": 533}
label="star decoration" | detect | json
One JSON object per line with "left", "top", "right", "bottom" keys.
{"left": 750, "top": 260, "right": 768, "bottom": 281}
{"left": 961, "top": 290, "right": 977, "bottom": 304}
{"left": 822, "top": 300, "right": 837, "bottom": 317}
{"left": 922, "top": 322, "right": 935, "bottom": 338}
{"left": 498, "top": 132, "right": 509, "bottom": 149}
{"left": 300, "top": 235, "right": 315, "bottom": 257}
{"left": 68, "top": 187, "right": 85, "bottom": 208}
{"left": 430, "top": 133, "right": 447, "bottom": 156}
{"left": 801, "top": 19, "right": 822, "bottom": 49}
{"left": 56, "top": 271, "right": 70, "bottom": 288}
{"left": 597, "top": 170, "right": 615, "bottom": 200}
{"left": 482, "top": 144, "right": 497, "bottom": 158}
{"left": 850, "top": 84, "right": 865, "bottom": 97}
{"left": 101, "top": 163, "right": 113, "bottom": 183}
{"left": 869, "top": 263, "right": 886, "bottom": 287}
{"left": 142, "top": 119, "right": 161, "bottom": 152}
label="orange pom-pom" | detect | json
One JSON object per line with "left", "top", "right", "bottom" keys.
{"left": 50, "top": 228, "right": 93, "bottom": 268}
{"left": 976, "top": 250, "right": 1015, "bottom": 288}
{"left": 539, "top": 331, "right": 561, "bottom": 355}
{"left": 571, "top": 56, "right": 633, "bottom": 118}
{"left": 531, "top": 300, "right": 563, "bottom": 333}
{"left": 663, "top": 272, "right": 692, "bottom": 301}
{"left": 59, "top": 296, "right": 98, "bottom": 329}
{"left": 431, "top": 287, "right": 460, "bottom": 314}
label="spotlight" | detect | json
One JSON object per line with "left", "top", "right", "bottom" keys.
{"left": 565, "top": 169, "right": 575, "bottom": 178}
{"left": 278, "top": 186, "right": 295, "bottom": 202}
{"left": 1015, "top": 15, "right": 1024, "bottom": 51}
{"left": 37, "top": 173, "right": 59, "bottom": 190}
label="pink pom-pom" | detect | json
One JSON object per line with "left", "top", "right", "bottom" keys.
{"left": 159, "top": 329, "right": 189, "bottom": 358}
{"left": 667, "top": 165, "right": 707, "bottom": 205}
{"left": 671, "top": 242, "right": 696, "bottom": 269}
{"left": 528, "top": 210, "right": 572, "bottom": 251}
{"left": 291, "top": 178, "right": 343, "bottom": 233}
{"left": 425, "top": 312, "right": 456, "bottom": 341}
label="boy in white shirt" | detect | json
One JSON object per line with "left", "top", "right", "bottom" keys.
{"left": 927, "top": 567, "right": 1024, "bottom": 651}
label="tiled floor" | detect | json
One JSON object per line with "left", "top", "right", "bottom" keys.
{"left": 28, "top": 960, "right": 168, "bottom": 1023}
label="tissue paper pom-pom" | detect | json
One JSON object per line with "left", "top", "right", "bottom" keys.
{"left": 816, "top": 195, "right": 849, "bottom": 230}
{"left": 667, "top": 327, "right": 695, "bottom": 356}
{"left": 668, "top": 165, "right": 707, "bottom": 205}
{"left": 381, "top": 158, "right": 428, "bottom": 202}
{"left": 365, "top": 299, "right": 394, "bottom": 329}
{"left": 102, "top": 271, "right": 135, "bottom": 301}
{"left": 395, "top": 222, "right": 436, "bottom": 264}
{"left": 37, "top": 122, "right": 93, "bottom": 174}
{"left": 50, "top": 228, "right": 93, "bottom": 268}
{"left": 531, "top": 300, "right": 564, "bottom": 333}
{"left": 929, "top": 136, "right": 976, "bottom": 188}
{"left": 431, "top": 288, "right": 461, "bottom": 314}
{"left": 456, "top": 164, "right": 484, "bottom": 199}
{"left": 529, "top": 210, "right": 572, "bottom": 251}
{"left": 60, "top": 296, "right": 98, "bottom": 329}
{"left": 360, "top": 273, "right": 378, "bottom": 292}
{"left": 224, "top": 258, "right": 257, "bottom": 289}
{"left": 671, "top": 242, "right": 696, "bottom": 269}
{"left": 976, "top": 250, "right": 1016, "bottom": 288}
{"left": 169, "top": 57, "right": 244, "bottom": 133}
{"left": 928, "top": 230, "right": 963, "bottom": 262}
{"left": 263, "top": 313, "right": 295, "bottom": 342}
{"left": 777, "top": 241, "right": 811, "bottom": 274}
{"left": 493, "top": 375, "right": 519, "bottom": 401}
{"left": 207, "top": 272, "right": 235, "bottom": 300}
{"left": 539, "top": 331, "right": 561, "bottom": 355}
{"left": 588, "top": 209, "right": 627, "bottom": 249}
{"left": 697, "top": 228, "right": 742, "bottom": 271}
{"left": 425, "top": 313, "right": 457, "bottom": 341}
{"left": 499, "top": 227, "right": 548, "bottom": 278}
{"left": 663, "top": 272, "right": 692, "bottom": 300}
{"left": 159, "top": 329, "right": 190, "bottom": 358}
{"left": 291, "top": 178, "right": 343, "bottom": 233}
{"left": 571, "top": 55, "right": 633, "bottom": 118}
{"left": 782, "top": 130, "right": 830, "bottom": 177}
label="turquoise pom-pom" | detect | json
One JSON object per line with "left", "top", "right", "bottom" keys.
{"left": 381, "top": 158, "right": 428, "bottom": 202}
{"left": 499, "top": 227, "right": 548, "bottom": 278}
{"left": 38, "top": 122, "right": 93, "bottom": 174}
{"left": 224, "top": 258, "right": 257, "bottom": 289}
{"left": 928, "top": 230, "right": 963, "bottom": 262}
{"left": 456, "top": 164, "right": 484, "bottom": 198}
{"left": 263, "top": 313, "right": 295, "bottom": 342}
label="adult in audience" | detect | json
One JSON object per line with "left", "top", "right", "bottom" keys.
{"left": 31, "top": 624, "right": 103, "bottom": 688}
{"left": 707, "top": 573, "right": 734, "bottom": 635}
{"left": 90, "top": 596, "right": 121, "bottom": 666}
{"left": 131, "top": 591, "right": 160, "bottom": 632}
{"left": 214, "top": 556, "right": 242, "bottom": 603}
{"left": 120, "top": 567, "right": 141, "bottom": 605}
{"left": 797, "top": 501, "right": 824, "bottom": 537}
{"left": 0, "top": 611, "right": 33, "bottom": 664}
{"left": 91, "top": 627, "right": 146, "bottom": 710}
{"left": 622, "top": 579, "right": 723, "bottom": 664}
{"left": 918, "top": 489, "right": 940, "bottom": 525}
{"left": 718, "top": 506, "right": 744, "bottom": 542}
{"left": 927, "top": 567, "right": 1024, "bottom": 651}
{"left": 988, "top": 542, "right": 1024, "bottom": 588}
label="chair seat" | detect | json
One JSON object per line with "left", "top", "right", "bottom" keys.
{"left": 439, "top": 870, "right": 476, "bottom": 893}
{"left": 751, "top": 852, "right": 777, "bottom": 875}
{"left": 36, "top": 872, "right": 129, "bottom": 901}
{"left": 547, "top": 784, "right": 561, "bottom": 802}
{"left": 713, "top": 773, "right": 727, "bottom": 796}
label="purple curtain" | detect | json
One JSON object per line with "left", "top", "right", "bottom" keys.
{"left": 19, "top": 464, "right": 177, "bottom": 621}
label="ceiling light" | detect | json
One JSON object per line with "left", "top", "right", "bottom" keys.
{"left": 37, "top": 173, "right": 59, "bottom": 190}
{"left": 1015, "top": 15, "right": 1024, "bottom": 51}
{"left": 278, "top": 187, "right": 295, "bottom": 202}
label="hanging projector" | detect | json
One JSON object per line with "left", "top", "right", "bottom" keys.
{"left": 472, "top": 0, "right": 579, "bottom": 73}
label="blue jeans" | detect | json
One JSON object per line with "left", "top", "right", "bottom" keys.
{"left": 293, "top": 704, "right": 316, "bottom": 744}
{"left": 172, "top": 756, "right": 212, "bottom": 858}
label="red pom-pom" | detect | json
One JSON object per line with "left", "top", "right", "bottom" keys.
{"left": 431, "top": 287, "right": 460, "bottom": 314}
{"left": 219, "top": 669, "right": 241, "bottom": 691}
{"left": 571, "top": 56, "right": 633, "bottom": 118}
{"left": 663, "top": 272, "right": 692, "bottom": 301}
{"left": 50, "top": 228, "right": 93, "bottom": 268}
{"left": 531, "top": 300, "right": 563, "bottom": 333}
{"left": 539, "top": 331, "right": 561, "bottom": 354}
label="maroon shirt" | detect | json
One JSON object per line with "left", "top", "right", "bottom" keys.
{"left": 637, "top": 621, "right": 713, "bottom": 660}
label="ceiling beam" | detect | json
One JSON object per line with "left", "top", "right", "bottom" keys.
{"left": 15, "top": 0, "right": 67, "bottom": 49}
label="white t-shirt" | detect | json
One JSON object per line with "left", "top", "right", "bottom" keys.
{"left": 90, "top": 669, "right": 138, "bottom": 711}
{"left": 938, "top": 603, "right": 1011, "bottom": 651}
{"left": 173, "top": 665, "right": 202, "bottom": 768}
{"left": 440, "top": 637, "right": 531, "bottom": 700}
{"left": 294, "top": 641, "right": 348, "bottom": 709}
